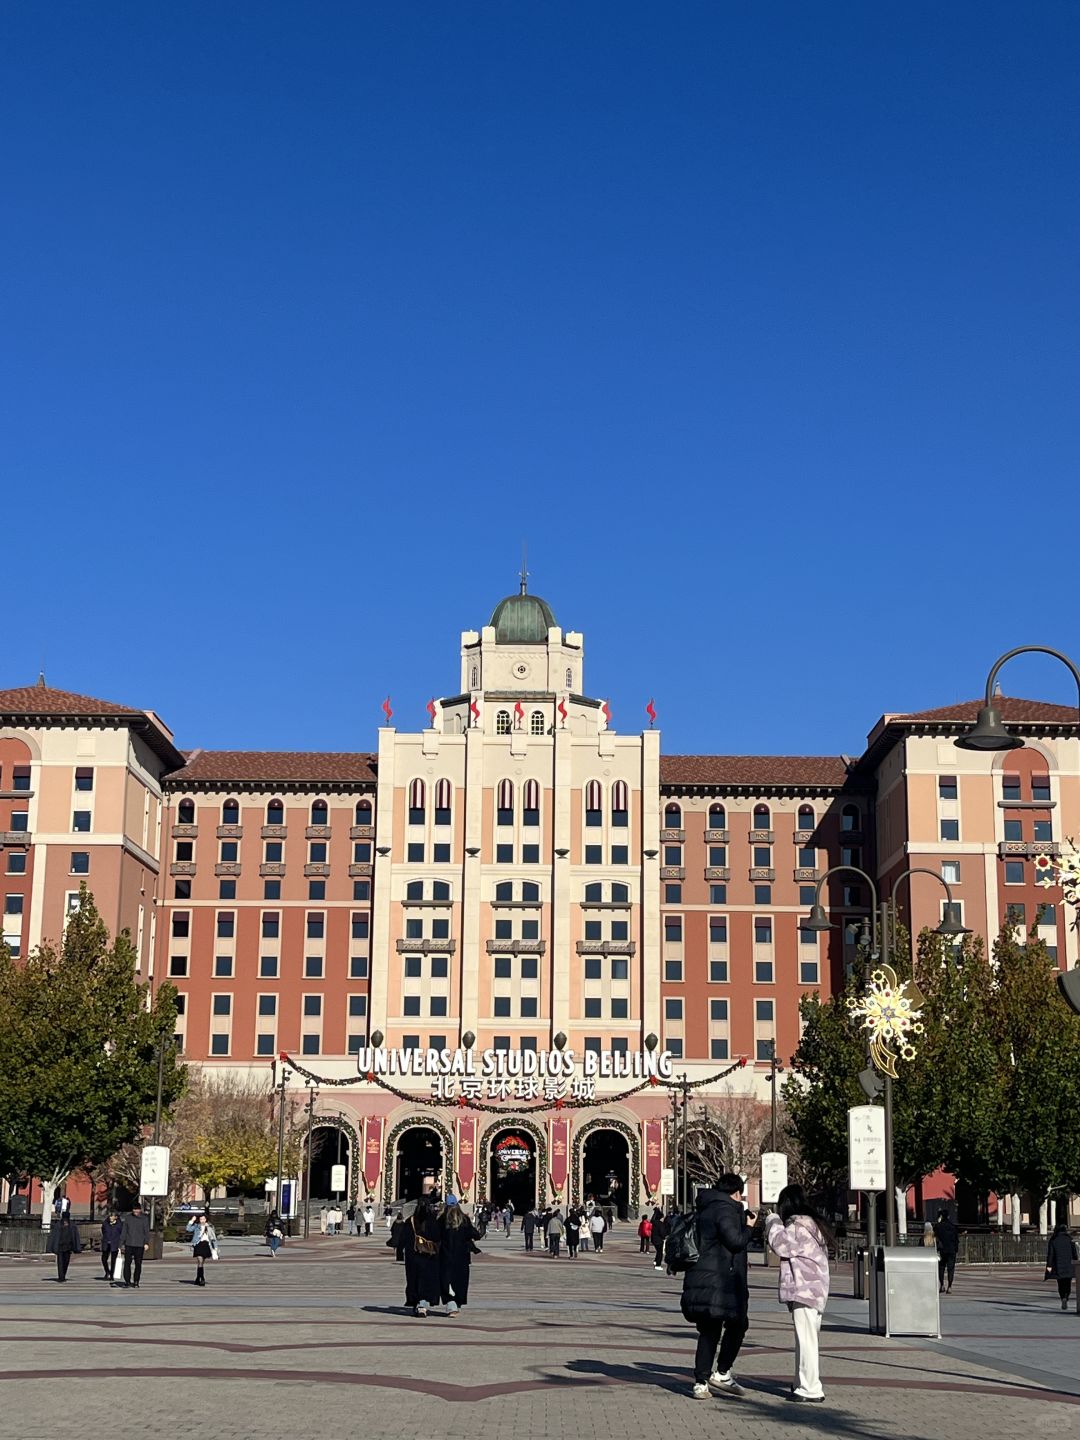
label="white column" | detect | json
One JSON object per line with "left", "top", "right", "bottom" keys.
{"left": 895, "top": 1186, "right": 908, "bottom": 1238}
{"left": 1011, "top": 1193, "right": 1021, "bottom": 1237}
{"left": 996, "top": 1194, "right": 1004, "bottom": 1228}
{"left": 1039, "top": 1198, "right": 1050, "bottom": 1236}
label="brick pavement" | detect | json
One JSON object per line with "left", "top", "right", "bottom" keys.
{"left": 2, "top": 1225, "right": 1079, "bottom": 1440}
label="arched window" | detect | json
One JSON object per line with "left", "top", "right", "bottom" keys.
{"left": 408, "top": 779, "right": 425, "bottom": 825}
{"left": 565, "top": 668, "right": 573, "bottom": 689}
{"left": 496, "top": 709, "right": 512, "bottom": 735}
{"left": 612, "top": 780, "right": 629, "bottom": 828}
{"left": 406, "top": 880, "right": 424, "bottom": 901}
{"left": 495, "top": 881, "right": 513, "bottom": 901}
{"left": 584, "top": 882, "right": 603, "bottom": 903}
{"left": 708, "top": 804, "right": 726, "bottom": 829}
{"left": 434, "top": 779, "right": 452, "bottom": 825}
{"left": 753, "top": 804, "right": 771, "bottom": 831}
{"left": 529, "top": 710, "right": 545, "bottom": 735}
{"left": 470, "top": 666, "right": 479, "bottom": 688}
{"left": 797, "top": 804, "right": 815, "bottom": 832}
{"left": 841, "top": 804, "right": 860, "bottom": 832}
{"left": 521, "top": 881, "right": 539, "bottom": 902}
{"left": 355, "top": 799, "right": 372, "bottom": 825}
{"left": 311, "top": 799, "right": 328, "bottom": 826}
{"left": 585, "top": 780, "right": 602, "bottom": 827}
{"left": 178, "top": 798, "right": 195, "bottom": 824}
{"left": 523, "top": 779, "right": 540, "bottom": 826}
{"left": 497, "top": 779, "right": 514, "bottom": 826}
{"left": 611, "top": 882, "right": 629, "bottom": 904}
{"left": 267, "top": 798, "right": 284, "bottom": 825}
{"left": 432, "top": 880, "right": 450, "bottom": 901}
{"left": 664, "top": 801, "right": 682, "bottom": 829}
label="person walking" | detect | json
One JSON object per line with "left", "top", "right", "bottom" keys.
{"left": 578, "top": 1212, "right": 590, "bottom": 1252}
{"left": 503, "top": 1203, "right": 514, "bottom": 1234}
{"left": 265, "top": 1211, "right": 284, "bottom": 1257}
{"left": 589, "top": 1208, "right": 607, "bottom": 1254}
{"left": 933, "top": 1209, "right": 959, "bottom": 1294}
{"left": 121, "top": 1201, "right": 151, "bottom": 1289}
{"left": 404, "top": 1196, "right": 443, "bottom": 1316}
{"left": 186, "top": 1212, "right": 218, "bottom": 1287}
{"left": 765, "top": 1183, "right": 831, "bottom": 1405}
{"left": 522, "top": 1208, "right": 536, "bottom": 1252}
{"left": 638, "top": 1213, "right": 653, "bottom": 1253}
{"left": 548, "top": 1208, "right": 565, "bottom": 1258}
{"left": 362, "top": 1201, "right": 375, "bottom": 1236}
{"left": 921, "top": 1221, "right": 935, "bottom": 1247}
{"left": 47, "top": 1212, "right": 82, "bottom": 1283}
{"left": 390, "top": 1210, "right": 407, "bottom": 1262}
{"left": 440, "top": 1195, "right": 481, "bottom": 1315}
{"left": 345, "top": 1203, "right": 357, "bottom": 1236}
{"left": 101, "top": 1209, "right": 123, "bottom": 1284}
{"left": 651, "top": 1208, "right": 668, "bottom": 1271}
{"left": 680, "top": 1173, "right": 755, "bottom": 1400}
{"left": 1046, "top": 1220, "right": 1078, "bottom": 1311}
{"left": 566, "top": 1208, "right": 580, "bottom": 1259}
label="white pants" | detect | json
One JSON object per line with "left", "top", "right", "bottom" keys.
{"left": 791, "top": 1303, "right": 824, "bottom": 1398}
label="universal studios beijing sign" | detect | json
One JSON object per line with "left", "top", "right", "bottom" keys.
{"left": 355, "top": 1045, "right": 675, "bottom": 1102}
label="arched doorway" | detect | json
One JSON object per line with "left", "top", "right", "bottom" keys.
{"left": 309, "top": 1126, "right": 352, "bottom": 1205}
{"left": 395, "top": 1125, "right": 444, "bottom": 1202}
{"left": 582, "top": 1129, "right": 632, "bottom": 1220}
{"left": 487, "top": 1127, "right": 538, "bottom": 1215}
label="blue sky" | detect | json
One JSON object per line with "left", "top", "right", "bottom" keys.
{"left": 3, "top": 2, "right": 1077, "bottom": 757}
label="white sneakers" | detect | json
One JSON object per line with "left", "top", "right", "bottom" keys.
{"left": 708, "top": 1371, "right": 746, "bottom": 1398}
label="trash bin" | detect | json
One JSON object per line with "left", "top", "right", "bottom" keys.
{"left": 869, "top": 1246, "right": 940, "bottom": 1338}
{"left": 853, "top": 1246, "right": 868, "bottom": 1299}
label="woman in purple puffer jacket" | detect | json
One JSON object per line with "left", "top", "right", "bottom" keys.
{"left": 765, "top": 1184, "right": 832, "bottom": 1405}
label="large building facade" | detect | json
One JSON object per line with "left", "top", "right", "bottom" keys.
{"left": 2, "top": 587, "right": 1078, "bottom": 1213}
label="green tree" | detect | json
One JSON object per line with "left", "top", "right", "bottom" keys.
{"left": 176, "top": 1073, "right": 301, "bottom": 1218}
{"left": 782, "top": 975, "right": 869, "bottom": 1194}
{"left": 0, "top": 887, "right": 184, "bottom": 1190}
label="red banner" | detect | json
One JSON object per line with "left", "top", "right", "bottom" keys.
{"left": 456, "top": 1115, "right": 477, "bottom": 1196}
{"left": 363, "top": 1116, "right": 383, "bottom": 1194}
{"left": 549, "top": 1117, "right": 570, "bottom": 1195}
{"left": 643, "top": 1120, "right": 663, "bottom": 1195}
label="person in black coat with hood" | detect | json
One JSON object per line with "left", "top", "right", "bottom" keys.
{"left": 680, "top": 1173, "right": 755, "bottom": 1399}
{"left": 932, "top": 1209, "right": 960, "bottom": 1294}
{"left": 650, "top": 1206, "right": 667, "bottom": 1271}
{"left": 46, "top": 1214, "right": 82, "bottom": 1283}
{"left": 404, "top": 1197, "right": 443, "bottom": 1316}
{"left": 1046, "top": 1220, "right": 1078, "bottom": 1310}
{"left": 439, "top": 1195, "right": 481, "bottom": 1314}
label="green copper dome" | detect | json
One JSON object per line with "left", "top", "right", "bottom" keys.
{"left": 489, "top": 588, "right": 557, "bottom": 644}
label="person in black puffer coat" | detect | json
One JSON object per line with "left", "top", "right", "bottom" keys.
{"left": 680, "top": 1173, "right": 755, "bottom": 1399}
{"left": 1046, "top": 1220, "right": 1078, "bottom": 1311}
{"left": 404, "top": 1197, "right": 444, "bottom": 1317}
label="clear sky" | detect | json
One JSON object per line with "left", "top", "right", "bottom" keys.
{"left": 3, "top": 2, "right": 1078, "bottom": 758}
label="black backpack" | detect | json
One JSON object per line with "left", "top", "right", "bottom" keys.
{"left": 664, "top": 1212, "right": 701, "bottom": 1272}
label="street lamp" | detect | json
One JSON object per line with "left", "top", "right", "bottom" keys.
{"left": 955, "top": 645, "right": 1080, "bottom": 751}
{"left": 803, "top": 864, "right": 966, "bottom": 1246}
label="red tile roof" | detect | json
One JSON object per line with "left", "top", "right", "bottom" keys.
{"left": 660, "top": 755, "right": 849, "bottom": 788}
{"left": 893, "top": 695, "right": 1079, "bottom": 724}
{"left": 0, "top": 683, "right": 147, "bottom": 718}
{"left": 169, "top": 751, "right": 377, "bottom": 785}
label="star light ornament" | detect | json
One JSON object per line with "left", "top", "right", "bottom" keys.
{"left": 847, "top": 964, "right": 926, "bottom": 1079}
{"left": 1036, "top": 839, "right": 1080, "bottom": 915}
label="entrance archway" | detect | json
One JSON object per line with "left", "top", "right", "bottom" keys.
{"left": 309, "top": 1126, "right": 352, "bottom": 1204}
{"left": 395, "top": 1126, "right": 444, "bottom": 1202}
{"left": 581, "top": 1128, "right": 632, "bottom": 1220}
{"left": 487, "top": 1127, "right": 538, "bottom": 1215}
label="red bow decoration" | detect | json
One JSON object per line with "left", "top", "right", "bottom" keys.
{"left": 278, "top": 1050, "right": 290, "bottom": 1062}
{"left": 365, "top": 1071, "right": 375, "bottom": 1083}
{"left": 739, "top": 1056, "right": 748, "bottom": 1067}
{"left": 554, "top": 1098, "right": 566, "bottom": 1110}
{"left": 648, "top": 1075, "right": 659, "bottom": 1086}
{"left": 457, "top": 1095, "right": 469, "bottom": 1108}
{"left": 382, "top": 696, "right": 393, "bottom": 722}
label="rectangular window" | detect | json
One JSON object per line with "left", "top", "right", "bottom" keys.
{"left": 754, "top": 918, "right": 772, "bottom": 945}
{"left": 610, "top": 997, "right": 628, "bottom": 1020}
{"left": 664, "top": 917, "right": 682, "bottom": 944}
{"left": 753, "top": 846, "right": 772, "bottom": 866}
{"left": 664, "top": 959, "right": 683, "bottom": 981}
{"left": 709, "top": 959, "right": 728, "bottom": 983}
{"left": 210, "top": 1034, "right": 229, "bottom": 1056}
{"left": 303, "top": 995, "right": 322, "bottom": 1018}
{"left": 351, "top": 914, "right": 369, "bottom": 941}
{"left": 941, "top": 861, "right": 961, "bottom": 885}
{"left": 430, "top": 955, "right": 449, "bottom": 978}
{"left": 264, "top": 842, "right": 283, "bottom": 863}
{"left": 74, "top": 767, "right": 93, "bottom": 791}
{"left": 402, "top": 1035, "right": 420, "bottom": 1051}
{"left": 755, "top": 1038, "right": 774, "bottom": 1061}
{"left": 710, "top": 999, "right": 728, "bottom": 1021}
{"left": 302, "top": 1034, "right": 320, "bottom": 1055}
{"left": 4, "top": 894, "right": 24, "bottom": 915}
{"left": 172, "top": 880, "right": 191, "bottom": 899}
{"left": 755, "top": 999, "right": 774, "bottom": 1022}
{"left": 1002, "top": 775, "right": 1022, "bottom": 801}
{"left": 584, "top": 957, "right": 601, "bottom": 980}
{"left": 797, "top": 846, "right": 815, "bottom": 868}
{"left": 1034, "top": 820, "right": 1054, "bottom": 842}
{"left": 70, "top": 851, "right": 90, "bottom": 875}
{"left": 6, "top": 853, "right": 26, "bottom": 875}
{"left": 754, "top": 884, "right": 772, "bottom": 905}
{"left": 403, "top": 995, "right": 422, "bottom": 1016}
{"left": 800, "top": 959, "right": 820, "bottom": 984}
{"left": 519, "top": 843, "right": 539, "bottom": 864}
{"left": 306, "top": 914, "right": 324, "bottom": 940}
{"left": 349, "top": 955, "right": 368, "bottom": 978}
{"left": 665, "top": 883, "right": 682, "bottom": 903}
{"left": 494, "top": 996, "right": 512, "bottom": 1017}
{"left": 172, "top": 913, "right": 190, "bottom": 939}
{"left": 216, "top": 912, "right": 235, "bottom": 939}
{"left": 1004, "top": 860, "right": 1025, "bottom": 885}
{"left": 611, "top": 956, "right": 628, "bottom": 980}
{"left": 584, "top": 920, "right": 602, "bottom": 941}
{"left": 262, "top": 913, "right": 280, "bottom": 939}
{"left": 520, "top": 996, "right": 538, "bottom": 1018}
{"left": 664, "top": 998, "right": 683, "bottom": 1020}
{"left": 1032, "top": 776, "right": 1052, "bottom": 803}
{"left": 710, "top": 1038, "right": 729, "bottom": 1061}
{"left": 799, "top": 885, "right": 817, "bottom": 906}
{"left": 308, "top": 880, "right": 325, "bottom": 901}
{"left": 938, "top": 775, "right": 958, "bottom": 800}
{"left": 496, "top": 844, "right": 514, "bottom": 864}
{"left": 256, "top": 1034, "right": 275, "bottom": 1056}
{"left": 493, "top": 1036, "right": 511, "bottom": 1052}
{"left": 12, "top": 766, "right": 31, "bottom": 791}
{"left": 429, "top": 1034, "right": 448, "bottom": 1052}
{"left": 1003, "top": 818, "right": 1023, "bottom": 842}
{"left": 212, "top": 995, "right": 231, "bottom": 1016}
{"left": 308, "top": 842, "right": 327, "bottom": 864}
{"left": 10, "top": 812, "right": 28, "bottom": 833}
{"left": 708, "top": 846, "right": 726, "bottom": 866}
{"left": 940, "top": 819, "right": 959, "bottom": 841}
{"left": 407, "top": 843, "right": 425, "bottom": 862}
{"left": 305, "top": 956, "right": 324, "bottom": 978}
{"left": 584, "top": 1036, "right": 602, "bottom": 1056}
{"left": 260, "top": 955, "right": 279, "bottom": 978}
{"left": 521, "top": 956, "right": 538, "bottom": 979}
{"left": 214, "top": 955, "right": 233, "bottom": 977}
{"left": 219, "top": 879, "right": 236, "bottom": 900}
{"left": 520, "top": 919, "right": 539, "bottom": 941}
{"left": 1037, "top": 902, "right": 1056, "bottom": 925}
{"left": 709, "top": 916, "right": 727, "bottom": 944}
{"left": 584, "top": 998, "right": 602, "bottom": 1018}
{"left": 347, "top": 995, "right": 367, "bottom": 1018}
{"left": 494, "top": 919, "right": 513, "bottom": 940}
{"left": 169, "top": 954, "right": 188, "bottom": 977}
{"left": 258, "top": 994, "right": 277, "bottom": 1016}
{"left": 406, "top": 918, "right": 425, "bottom": 939}
{"left": 584, "top": 845, "right": 602, "bottom": 865}
{"left": 667, "top": 1037, "right": 684, "bottom": 1058}
{"left": 429, "top": 995, "right": 448, "bottom": 1017}
{"left": 611, "top": 845, "right": 628, "bottom": 865}
{"left": 72, "top": 811, "right": 91, "bottom": 832}
{"left": 264, "top": 879, "right": 281, "bottom": 900}
{"left": 798, "top": 926, "right": 816, "bottom": 947}
{"left": 347, "top": 1035, "right": 365, "bottom": 1055}
{"left": 353, "top": 880, "right": 370, "bottom": 901}
{"left": 754, "top": 959, "right": 774, "bottom": 984}
{"left": 494, "top": 956, "right": 512, "bottom": 978}
{"left": 433, "top": 842, "right": 451, "bottom": 863}
{"left": 220, "top": 840, "right": 238, "bottom": 862}
{"left": 709, "top": 884, "right": 727, "bottom": 904}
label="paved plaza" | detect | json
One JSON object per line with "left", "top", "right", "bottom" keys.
{"left": 3, "top": 1225, "right": 1080, "bottom": 1439}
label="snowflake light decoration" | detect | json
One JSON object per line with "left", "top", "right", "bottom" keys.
{"left": 1036, "top": 838, "right": 1080, "bottom": 913}
{"left": 846, "top": 963, "right": 925, "bottom": 1079}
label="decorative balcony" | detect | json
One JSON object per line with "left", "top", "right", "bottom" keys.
{"left": 486, "top": 939, "right": 547, "bottom": 954}
{"left": 749, "top": 867, "right": 776, "bottom": 882}
{"left": 172, "top": 823, "right": 199, "bottom": 839}
{"left": 214, "top": 862, "right": 241, "bottom": 877}
{"left": 998, "top": 840, "right": 1061, "bottom": 858}
{"left": 396, "top": 938, "right": 457, "bottom": 954}
{"left": 575, "top": 940, "right": 637, "bottom": 956}
{"left": 794, "top": 867, "right": 819, "bottom": 882}
{"left": 349, "top": 862, "right": 374, "bottom": 877}
{"left": 660, "top": 828, "right": 685, "bottom": 843}
{"left": 306, "top": 825, "right": 332, "bottom": 840}
{"left": 216, "top": 824, "right": 242, "bottom": 839}
{"left": 660, "top": 866, "right": 685, "bottom": 881}
{"left": 261, "top": 825, "right": 288, "bottom": 839}
{"left": 304, "top": 862, "right": 331, "bottom": 876}
{"left": 259, "top": 862, "right": 286, "bottom": 877}
{"left": 749, "top": 829, "right": 774, "bottom": 844}
{"left": 351, "top": 824, "right": 376, "bottom": 840}
{"left": 705, "top": 866, "right": 731, "bottom": 881}
{"left": 169, "top": 862, "right": 196, "bottom": 877}
{"left": 704, "top": 829, "right": 729, "bottom": 844}
{"left": 840, "top": 829, "right": 864, "bottom": 845}
{"left": 793, "top": 830, "right": 814, "bottom": 846}
{"left": 0, "top": 830, "right": 31, "bottom": 847}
